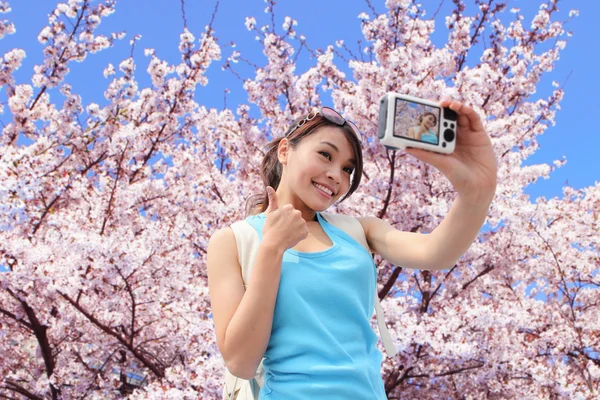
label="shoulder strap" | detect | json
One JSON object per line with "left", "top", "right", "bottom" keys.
{"left": 230, "top": 220, "right": 260, "bottom": 288}
{"left": 321, "top": 212, "right": 398, "bottom": 358}
{"left": 319, "top": 211, "right": 371, "bottom": 252}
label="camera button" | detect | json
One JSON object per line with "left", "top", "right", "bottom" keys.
{"left": 443, "top": 129, "right": 455, "bottom": 142}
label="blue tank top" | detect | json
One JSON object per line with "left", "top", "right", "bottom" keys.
{"left": 421, "top": 128, "right": 438, "bottom": 144}
{"left": 246, "top": 212, "right": 387, "bottom": 400}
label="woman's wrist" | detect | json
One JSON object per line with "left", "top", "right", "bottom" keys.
{"left": 260, "top": 237, "right": 287, "bottom": 256}
{"left": 455, "top": 190, "right": 495, "bottom": 209}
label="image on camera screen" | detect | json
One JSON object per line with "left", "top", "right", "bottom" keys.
{"left": 393, "top": 98, "right": 441, "bottom": 145}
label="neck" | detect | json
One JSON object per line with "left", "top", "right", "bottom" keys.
{"left": 274, "top": 187, "right": 318, "bottom": 223}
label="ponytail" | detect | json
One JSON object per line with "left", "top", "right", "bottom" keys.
{"left": 244, "top": 137, "right": 284, "bottom": 217}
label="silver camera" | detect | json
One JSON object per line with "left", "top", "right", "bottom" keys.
{"left": 377, "top": 93, "right": 458, "bottom": 154}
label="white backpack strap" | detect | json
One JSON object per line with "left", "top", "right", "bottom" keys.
{"left": 223, "top": 372, "right": 259, "bottom": 400}
{"left": 223, "top": 371, "right": 239, "bottom": 400}
{"left": 320, "top": 212, "right": 370, "bottom": 252}
{"left": 230, "top": 220, "right": 261, "bottom": 287}
{"left": 374, "top": 297, "right": 398, "bottom": 357}
{"left": 321, "top": 212, "right": 398, "bottom": 358}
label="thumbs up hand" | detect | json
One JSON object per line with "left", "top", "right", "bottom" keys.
{"left": 262, "top": 186, "right": 309, "bottom": 252}
{"left": 264, "top": 186, "right": 279, "bottom": 214}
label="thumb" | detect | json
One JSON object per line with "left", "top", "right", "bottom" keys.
{"left": 265, "top": 186, "right": 279, "bottom": 213}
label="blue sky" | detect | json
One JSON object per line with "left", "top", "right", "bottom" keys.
{"left": 0, "top": 0, "right": 598, "bottom": 202}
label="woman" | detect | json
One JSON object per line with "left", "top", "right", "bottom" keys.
{"left": 207, "top": 98, "right": 497, "bottom": 399}
{"left": 407, "top": 111, "right": 439, "bottom": 144}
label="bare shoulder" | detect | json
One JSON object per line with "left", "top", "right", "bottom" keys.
{"left": 323, "top": 212, "right": 379, "bottom": 234}
{"left": 356, "top": 216, "right": 370, "bottom": 233}
{"left": 356, "top": 215, "right": 394, "bottom": 235}
{"left": 208, "top": 225, "right": 233, "bottom": 249}
{"left": 208, "top": 226, "right": 236, "bottom": 251}
{"left": 356, "top": 215, "right": 397, "bottom": 254}
{"left": 207, "top": 226, "right": 241, "bottom": 276}
{"left": 206, "top": 225, "right": 246, "bottom": 356}
{"left": 207, "top": 226, "right": 243, "bottom": 293}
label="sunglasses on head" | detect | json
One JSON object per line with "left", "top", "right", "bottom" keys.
{"left": 285, "top": 107, "right": 362, "bottom": 140}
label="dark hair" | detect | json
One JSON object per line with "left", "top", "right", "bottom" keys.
{"left": 419, "top": 112, "right": 437, "bottom": 125}
{"left": 244, "top": 114, "right": 364, "bottom": 216}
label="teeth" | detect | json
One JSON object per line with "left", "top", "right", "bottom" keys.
{"left": 313, "top": 182, "right": 333, "bottom": 195}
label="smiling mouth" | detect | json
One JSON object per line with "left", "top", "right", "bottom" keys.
{"left": 312, "top": 182, "right": 333, "bottom": 198}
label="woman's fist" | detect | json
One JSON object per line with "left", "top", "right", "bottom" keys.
{"left": 262, "top": 186, "right": 309, "bottom": 252}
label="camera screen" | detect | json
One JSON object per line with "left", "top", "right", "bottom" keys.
{"left": 392, "top": 98, "right": 441, "bottom": 145}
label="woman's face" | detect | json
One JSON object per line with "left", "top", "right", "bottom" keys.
{"left": 422, "top": 114, "right": 437, "bottom": 129}
{"left": 280, "top": 126, "right": 356, "bottom": 212}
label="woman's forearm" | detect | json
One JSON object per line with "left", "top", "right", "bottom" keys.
{"left": 427, "top": 194, "right": 493, "bottom": 270}
{"left": 223, "top": 241, "right": 284, "bottom": 379}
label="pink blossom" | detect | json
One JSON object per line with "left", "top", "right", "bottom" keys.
{"left": 0, "top": 1, "right": 595, "bottom": 399}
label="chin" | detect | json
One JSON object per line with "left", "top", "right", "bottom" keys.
{"left": 305, "top": 196, "right": 334, "bottom": 213}
{"left": 318, "top": 196, "right": 340, "bottom": 212}
{"left": 306, "top": 201, "right": 329, "bottom": 213}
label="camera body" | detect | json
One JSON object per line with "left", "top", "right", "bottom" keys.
{"left": 377, "top": 93, "right": 458, "bottom": 154}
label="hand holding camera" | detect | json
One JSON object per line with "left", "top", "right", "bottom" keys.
{"left": 377, "top": 93, "right": 497, "bottom": 205}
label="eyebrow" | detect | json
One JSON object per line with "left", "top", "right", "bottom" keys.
{"left": 320, "top": 141, "right": 356, "bottom": 165}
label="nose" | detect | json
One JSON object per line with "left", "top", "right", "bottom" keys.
{"left": 326, "top": 166, "right": 341, "bottom": 185}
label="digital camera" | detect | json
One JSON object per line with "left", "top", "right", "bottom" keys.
{"left": 377, "top": 93, "right": 458, "bottom": 154}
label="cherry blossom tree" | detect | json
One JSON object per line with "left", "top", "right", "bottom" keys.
{"left": 1, "top": 0, "right": 597, "bottom": 399}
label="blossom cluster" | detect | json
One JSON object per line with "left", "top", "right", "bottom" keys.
{"left": 1, "top": 0, "right": 596, "bottom": 399}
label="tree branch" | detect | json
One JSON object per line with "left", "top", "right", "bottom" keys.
{"left": 379, "top": 266, "right": 402, "bottom": 300}
{"left": 0, "top": 306, "right": 34, "bottom": 331}
{"left": 59, "top": 291, "right": 165, "bottom": 378}
{"left": 378, "top": 149, "right": 396, "bottom": 219}
{"left": 2, "top": 380, "right": 44, "bottom": 400}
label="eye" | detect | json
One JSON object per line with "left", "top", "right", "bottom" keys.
{"left": 319, "top": 151, "right": 332, "bottom": 160}
{"left": 320, "top": 151, "right": 354, "bottom": 174}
